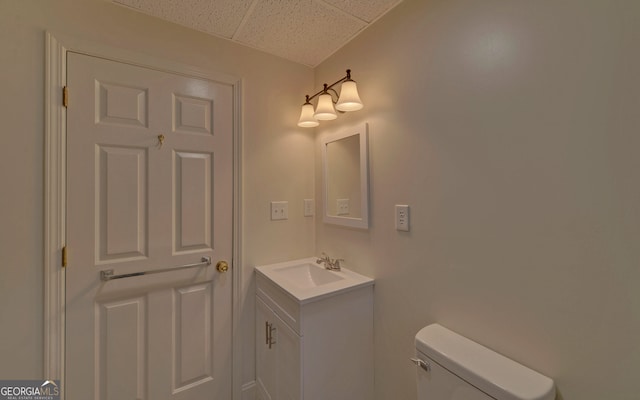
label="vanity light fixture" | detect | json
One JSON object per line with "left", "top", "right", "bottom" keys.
{"left": 297, "top": 69, "right": 363, "bottom": 128}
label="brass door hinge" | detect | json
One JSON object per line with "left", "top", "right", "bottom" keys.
{"left": 62, "top": 246, "right": 67, "bottom": 268}
{"left": 62, "top": 86, "right": 68, "bottom": 108}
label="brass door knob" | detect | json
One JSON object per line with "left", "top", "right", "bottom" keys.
{"left": 216, "top": 260, "right": 229, "bottom": 273}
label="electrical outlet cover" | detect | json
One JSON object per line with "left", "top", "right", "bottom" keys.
{"left": 304, "top": 199, "right": 314, "bottom": 217}
{"left": 337, "top": 198, "right": 350, "bottom": 215}
{"left": 395, "top": 204, "right": 409, "bottom": 231}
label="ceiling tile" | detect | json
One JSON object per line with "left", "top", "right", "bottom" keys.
{"left": 322, "top": 0, "right": 404, "bottom": 23}
{"left": 233, "top": 0, "right": 367, "bottom": 66}
{"left": 114, "top": 0, "right": 254, "bottom": 38}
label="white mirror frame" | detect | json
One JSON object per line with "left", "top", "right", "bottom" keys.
{"left": 322, "top": 122, "right": 369, "bottom": 229}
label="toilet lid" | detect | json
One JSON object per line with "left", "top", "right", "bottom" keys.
{"left": 415, "top": 324, "right": 555, "bottom": 400}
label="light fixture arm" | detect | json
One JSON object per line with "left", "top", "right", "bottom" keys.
{"left": 303, "top": 69, "right": 353, "bottom": 104}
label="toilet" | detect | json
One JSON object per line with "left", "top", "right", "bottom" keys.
{"left": 413, "top": 324, "right": 556, "bottom": 400}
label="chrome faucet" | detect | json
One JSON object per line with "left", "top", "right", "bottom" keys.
{"left": 316, "top": 252, "right": 344, "bottom": 271}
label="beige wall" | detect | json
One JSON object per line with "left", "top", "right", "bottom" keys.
{"left": 0, "top": 0, "right": 315, "bottom": 388}
{"left": 3, "top": 0, "right": 640, "bottom": 398}
{"left": 315, "top": 0, "right": 640, "bottom": 399}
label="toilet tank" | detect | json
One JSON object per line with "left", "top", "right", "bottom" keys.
{"left": 414, "top": 324, "right": 555, "bottom": 400}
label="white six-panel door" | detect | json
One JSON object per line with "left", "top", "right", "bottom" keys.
{"left": 65, "top": 52, "right": 233, "bottom": 400}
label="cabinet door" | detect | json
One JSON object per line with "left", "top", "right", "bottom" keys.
{"left": 256, "top": 298, "right": 276, "bottom": 400}
{"left": 273, "top": 312, "right": 301, "bottom": 400}
{"left": 256, "top": 297, "right": 302, "bottom": 400}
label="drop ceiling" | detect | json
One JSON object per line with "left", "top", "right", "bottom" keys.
{"left": 112, "top": 0, "right": 403, "bottom": 67}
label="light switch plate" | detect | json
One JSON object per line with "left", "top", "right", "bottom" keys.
{"left": 271, "top": 201, "right": 288, "bottom": 220}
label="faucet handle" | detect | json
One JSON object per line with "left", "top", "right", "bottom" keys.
{"left": 331, "top": 258, "right": 344, "bottom": 269}
{"left": 316, "top": 252, "right": 329, "bottom": 264}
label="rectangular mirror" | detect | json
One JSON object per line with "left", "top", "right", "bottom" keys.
{"left": 322, "top": 123, "right": 369, "bottom": 229}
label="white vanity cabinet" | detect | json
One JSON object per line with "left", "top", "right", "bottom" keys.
{"left": 255, "top": 259, "right": 374, "bottom": 400}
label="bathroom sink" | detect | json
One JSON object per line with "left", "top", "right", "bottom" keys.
{"left": 274, "top": 262, "right": 345, "bottom": 289}
{"left": 255, "top": 258, "right": 374, "bottom": 303}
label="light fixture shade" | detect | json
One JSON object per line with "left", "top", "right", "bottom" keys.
{"left": 314, "top": 93, "right": 338, "bottom": 120}
{"left": 297, "top": 103, "right": 319, "bottom": 127}
{"left": 336, "top": 80, "right": 363, "bottom": 112}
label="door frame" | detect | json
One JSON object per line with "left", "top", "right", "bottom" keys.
{"left": 44, "top": 31, "right": 244, "bottom": 399}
